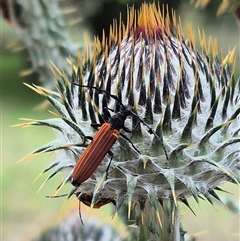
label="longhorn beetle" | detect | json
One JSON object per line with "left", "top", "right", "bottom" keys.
{"left": 71, "top": 84, "right": 168, "bottom": 188}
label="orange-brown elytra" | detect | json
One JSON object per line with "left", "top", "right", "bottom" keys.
{"left": 72, "top": 122, "right": 120, "bottom": 186}
{"left": 71, "top": 84, "right": 168, "bottom": 188}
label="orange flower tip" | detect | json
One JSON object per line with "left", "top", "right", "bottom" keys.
{"left": 101, "top": 3, "right": 184, "bottom": 52}
{"left": 133, "top": 4, "right": 170, "bottom": 38}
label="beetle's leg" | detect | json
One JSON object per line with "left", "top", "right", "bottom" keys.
{"left": 122, "top": 120, "right": 141, "bottom": 133}
{"left": 85, "top": 135, "right": 93, "bottom": 140}
{"left": 102, "top": 107, "right": 111, "bottom": 122}
{"left": 131, "top": 114, "right": 168, "bottom": 159}
{"left": 105, "top": 150, "right": 114, "bottom": 180}
{"left": 77, "top": 196, "right": 84, "bottom": 225}
{"left": 143, "top": 126, "right": 168, "bottom": 159}
{"left": 131, "top": 120, "right": 141, "bottom": 132}
{"left": 90, "top": 123, "right": 101, "bottom": 130}
{"left": 119, "top": 133, "right": 141, "bottom": 154}
{"left": 82, "top": 135, "right": 93, "bottom": 145}
{"left": 122, "top": 126, "right": 131, "bottom": 133}
{"left": 105, "top": 107, "right": 114, "bottom": 112}
{"left": 105, "top": 136, "right": 140, "bottom": 180}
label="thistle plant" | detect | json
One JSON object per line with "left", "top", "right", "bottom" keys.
{"left": 2, "top": 0, "right": 79, "bottom": 88}
{"left": 19, "top": 3, "right": 240, "bottom": 241}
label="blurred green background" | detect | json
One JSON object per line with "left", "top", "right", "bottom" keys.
{"left": 1, "top": 0, "right": 239, "bottom": 240}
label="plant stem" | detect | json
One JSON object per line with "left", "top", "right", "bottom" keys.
{"left": 137, "top": 200, "right": 185, "bottom": 241}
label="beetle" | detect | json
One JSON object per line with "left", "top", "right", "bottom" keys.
{"left": 71, "top": 84, "right": 168, "bottom": 187}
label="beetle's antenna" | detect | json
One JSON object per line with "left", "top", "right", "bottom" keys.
{"left": 77, "top": 193, "right": 84, "bottom": 225}
{"left": 73, "top": 83, "right": 124, "bottom": 107}
{"left": 132, "top": 114, "right": 168, "bottom": 159}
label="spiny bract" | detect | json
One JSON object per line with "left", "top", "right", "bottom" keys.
{"left": 20, "top": 2, "right": 239, "bottom": 239}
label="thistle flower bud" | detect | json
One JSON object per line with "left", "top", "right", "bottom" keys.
{"left": 20, "top": 3, "right": 239, "bottom": 240}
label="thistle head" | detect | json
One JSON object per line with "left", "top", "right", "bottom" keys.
{"left": 20, "top": 2, "right": 239, "bottom": 239}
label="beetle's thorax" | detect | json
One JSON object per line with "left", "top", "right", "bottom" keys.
{"left": 109, "top": 105, "right": 132, "bottom": 130}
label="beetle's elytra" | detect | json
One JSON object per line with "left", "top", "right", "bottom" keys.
{"left": 72, "top": 123, "right": 120, "bottom": 186}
